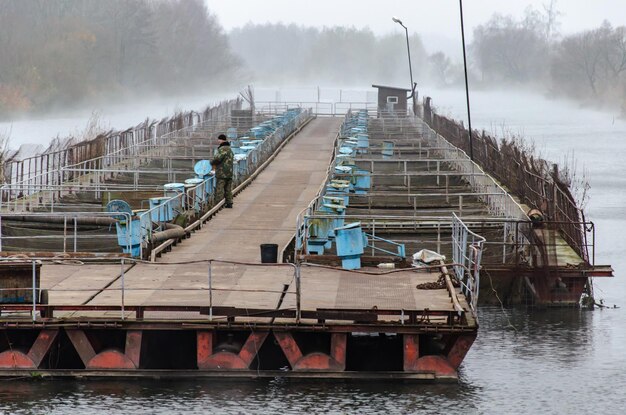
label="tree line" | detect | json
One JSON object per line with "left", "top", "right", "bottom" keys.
{"left": 0, "top": 0, "right": 239, "bottom": 118}
{"left": 469, "top": 2, "right": 626, "bottom": 113}
{"left": 228, "top": 23, "right": 429, "bottom": 88}
{"left": 0, "top": 0, "right": 437, "bottom": 119}
{"left": 1, "top": 0, "right": 624, "bottom": 119}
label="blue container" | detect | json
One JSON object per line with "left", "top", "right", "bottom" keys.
{"left": 234, "top": 153, "right": 248, "bottom": 177}
{"left": 354, "top": 169, "right": 371, "bottom": 194}
{"left": 306, "top": 214, "right": 334, "bottom": 255}
{"left": 339, "top": 146, "right": 355, "bottom": 156}
{"left": 149, "top": 197, "right": 174, "bottom": 222}
{"left": 335, "top": 222, "right": 364, "bottom": 270}
{"left": 382, "top": 140, "right": 394, "bottom": 159}
{"left": 185, "top": 177, "right": 205, "bottom": 212}
{"left": 164, "top": 183, "right": 184, "bottom": 212}
{"left": 356, "top": 133, "right": 369, "bottom": 153}
{"left": 322, "top": 195, "right": 345, "bottom": 207}
{"left": 185, "top": 177, "right": 204, "bottom": 190}
{"left": 115, "top": 210, "right": 150, "bottom": 257}
{"left": 194, "top": 160, "right": 212, "bottom": 177}
{"left": 334, "top": 165, "right": 353, "bottom": 176}
{"left": 335, "top": 154, "right": 354, "bottom": 166}
{"left": 240, "top": 145, "right": 256, "bottom": 153}
{"left": 250, "top": 127, "right": 265, "bottom": 138}
{"left": 319, "top": 202, "right": 346, "bottom": 245}
{"left": 324, "top": 191, "right": 349, "bottom": 207}
{"left": 164, "top": 183, "right": 185, "bottom": 194}
{"left": 200, "top": 174, "right": 214, "bottom": 196}
{"left": 227, "top": 127, "right": 238, "bottom": 139}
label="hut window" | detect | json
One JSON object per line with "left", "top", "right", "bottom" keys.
{"left": 387, "top": 96, "right": 398, "bottom": 104}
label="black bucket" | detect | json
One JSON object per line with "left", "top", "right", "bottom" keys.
{"left": 260, "top": 243, "right": 279, "bottom": 263}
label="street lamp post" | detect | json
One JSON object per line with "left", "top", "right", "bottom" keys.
{"left": 458, "top": 0, "right": 474, "bottom": 161}
{"left": 392, "top": 16, "right": 416, "bottom": 115}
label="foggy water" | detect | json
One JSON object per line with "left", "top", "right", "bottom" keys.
{"left": 0, "top": 93, "right": 229, "bottom": 154}
{"left": 1, "top": 88, "right": 626, "bottom": 413}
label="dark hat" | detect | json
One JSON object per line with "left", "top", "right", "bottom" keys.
{"left": 217, "top": 134, "right": 227, "bottom": 140}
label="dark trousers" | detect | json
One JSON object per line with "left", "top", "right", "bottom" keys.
{"left": 215, "top": 177, "right": 233, "bottom": 205}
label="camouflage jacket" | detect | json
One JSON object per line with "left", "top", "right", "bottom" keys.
{"left": 211, "top": 142, "right": 234, "bottom": 179}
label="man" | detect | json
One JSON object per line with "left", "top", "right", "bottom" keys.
{"left": 211, "top": 133, "right": 234, "bottom": 208}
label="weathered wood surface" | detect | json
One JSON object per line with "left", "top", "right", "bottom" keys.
{"left": 14, "top": 118, "right": 471, "bottom": 325}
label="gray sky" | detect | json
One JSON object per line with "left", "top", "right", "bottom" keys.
{"left": 205, "top": 0, "right": 625, "bottom": 53}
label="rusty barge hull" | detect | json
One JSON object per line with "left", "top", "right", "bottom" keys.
{"left": 0, "top": 115, "right": 478, "bottom": 381}
{"left": 0, "top": 306, "right": 476, "bottom": 381}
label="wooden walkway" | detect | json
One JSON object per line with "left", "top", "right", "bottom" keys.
{"left": 31, "top": 117, "right": 472, "bottom": 324}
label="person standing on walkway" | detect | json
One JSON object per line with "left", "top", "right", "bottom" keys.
{"left": 211, "top": 134, "right": 234, "bottom": 208}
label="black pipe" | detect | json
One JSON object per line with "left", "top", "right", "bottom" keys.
{"left": 151, "top": 223, "right": 185, "bottom": 244}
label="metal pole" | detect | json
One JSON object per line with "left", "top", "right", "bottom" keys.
{"left": 403, "top": 25, "right": 414, "bottom": 94}
{"left": 208, "top": 261, "right": 213, "bottom": 321}
{"left": 295, "top": 265, "right": 301, "bottom": 323}
{"left": 73, "top": 217, "right": 77, "bottom": 252}
{"left": 63, "top": 216, "right": 67, "bottom": 253}
{"left": 459, "top": 0, "right": 475, "bottom": 161}
{"left": 121, "top": 258, "right": 125, "bottom": 320}
{"left": 32, "top": 260, "right": 37, "bottom": 322}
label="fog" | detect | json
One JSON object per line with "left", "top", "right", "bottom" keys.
{"left": 0, "top": 92, "right": 230, "bottom": 153}
{"left": 207, "top": 0, "right": 626, "bottom": 54}
{"left": 2, "top": 0, "right": 626, "bottom": 155}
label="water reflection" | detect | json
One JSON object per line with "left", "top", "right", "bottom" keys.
{"left": 0, "top": 378, "right": 482, "bottom": 414}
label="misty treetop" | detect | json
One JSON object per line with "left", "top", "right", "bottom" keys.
{"left": 2, "top": 0, "right": 625, "bottom": 119}
{"left": 470, "top": 3, "right": 626, "bottom": 112}
{"left": 228, "top": 22, "right": 429, "bottom": 87}
{"left": 0, "top": 0, "right": 240, "bottom": 118}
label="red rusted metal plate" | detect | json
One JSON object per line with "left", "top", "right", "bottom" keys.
{"left": 415, "top": 355, "right": 457, "bottom": 378}
{"left": 66, "top": 329, "right": 96, "bottom": 366}
{"left": 274, "top": 332, "right": 345, "bottom": 371}
{"left": 88, "top": 350, "right": 136, "bottom": 369}
{"left": 197, "top": 331, "right": 268, "bottom": 370}
{"left": 198, "top": 351, "right": 249, "bottom": 370}
{"left": 26, "top": 329, "right": 59, "bottom": 367}
{"left": 196, "top": 331, "right": 214, "bottom": 368}
{"left": 238, "top": 332, "right": 268, "bottom": 367}
{"left": 0, "top": 351, "right": 36, "bottom": 368}
{"left": 403, "top": 334, "right": 420, "bottom": 372}
{"left": 294, "top": 353, "right": 344, "bottom": 371}
{"left": 273, "top": 332, "right": 303, "bottom": 368}
{"left": 447, "top": 334, "right": 476, "bottom": 369}
{"left": 330, "top": 333, "right": 347, "bottom": 368}
{"left": 125, "top": 330, "right": 142, "bottom": 368}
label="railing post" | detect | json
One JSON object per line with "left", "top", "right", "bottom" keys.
{"left": 208, "top": 260, "right": 213, "bottom": 321}
{"left": 32, "top": 259, "right": 37, "bottom": 322}
{"left": 295, "top": 264, "right": 301, "bottom": 323}
{"left": 121, "top": 258, "right": 125, "bottom": 320}
{"left": 73, "top": 217, "right": 78, "bottom": 252}
{"left": 63, "top": 216, "right": 67, "bottom": 253}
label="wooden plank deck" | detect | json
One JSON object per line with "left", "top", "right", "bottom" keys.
{"left": 12, "top": 117, "right": 473, "bottom": 327}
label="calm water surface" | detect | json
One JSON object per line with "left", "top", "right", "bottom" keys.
{"left": 1, "top": 88, "right": 625, "bottom": 414}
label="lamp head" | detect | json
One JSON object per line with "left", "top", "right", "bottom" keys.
{"left": 392, "top": 16, "right": 403, "bottom": 25}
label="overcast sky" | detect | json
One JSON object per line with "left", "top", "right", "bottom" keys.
{"left": 205, "top": 0, "right": 625, "bottom": 54}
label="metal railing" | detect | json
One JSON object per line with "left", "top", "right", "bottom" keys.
{"left": 257, "top": 101, "right": 377, "bottom": 117}
{"left": 452, "top": 213, "right": 485, "bottom": 312}
{"left": 0, "top": 108, "right": 313, "bottom": 259}
{"left": 0, "top": 211, "right": 132, "bottom": 254}
{"left": 0, "top": 258, "right": 469, "bottom": 327}
{"left": 4, "top": 100, "right": 241, "bottom": 190}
